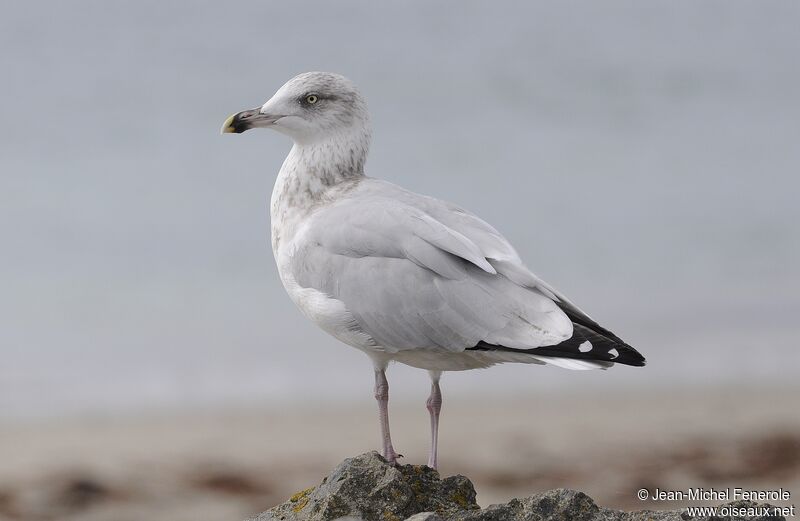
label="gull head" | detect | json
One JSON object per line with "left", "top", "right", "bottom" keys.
{"left": 221, "top": 72, "right": 369, "bottom": 145}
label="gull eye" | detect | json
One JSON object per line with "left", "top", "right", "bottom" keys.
{"left": 305, "top": 94, "right": 319, "bottom": 104}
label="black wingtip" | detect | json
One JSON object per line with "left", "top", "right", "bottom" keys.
{"left": 470, "top": 337, "right": 646, "bottom": 367}
{"left": 469, "top": 312, "right": 646, "bottom": 368}
{"left": 466, "top": 297, "right": 646, "bottom": 367}
{"left": 618, "top": 348, "right": 646, "bottom": 367}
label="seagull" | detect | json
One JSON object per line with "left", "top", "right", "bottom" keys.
{"left": 222, "top": 72, "right": 645, "bottom": 469}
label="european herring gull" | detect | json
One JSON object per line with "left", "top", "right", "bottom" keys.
{"left": 222, "top": 72, "right": 645, "bottom": 469}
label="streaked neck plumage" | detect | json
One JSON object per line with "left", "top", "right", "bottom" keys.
{"left": 271, "top": 124, "right": 371, "bottom": 252}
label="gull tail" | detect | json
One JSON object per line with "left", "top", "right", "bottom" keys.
{"left": 468, "top": 302, "right": 646, "bottom": 368}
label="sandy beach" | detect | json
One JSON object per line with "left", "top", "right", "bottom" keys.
{"left": 1, "top": 385, "right": 798, "bottom": 521}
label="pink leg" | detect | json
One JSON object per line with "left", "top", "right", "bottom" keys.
{"left": 426, "top": 371, "right": 442, "bottom": 469}
{"left": 374, "top": 369, "right": 399, "bottom": 464}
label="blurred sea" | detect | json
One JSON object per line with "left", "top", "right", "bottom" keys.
{"left": 1, "top": 1, "right": 799, "bottom": 419}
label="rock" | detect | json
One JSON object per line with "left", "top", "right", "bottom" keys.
{"left": 246, "top": 452, "right": 786, "bottom": 521}
{"left": 249, "top": 452, "right": 477, "bottom": 521}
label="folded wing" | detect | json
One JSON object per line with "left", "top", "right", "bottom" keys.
{"left": 290, "top": 180, "right": 644, "bottom": 367}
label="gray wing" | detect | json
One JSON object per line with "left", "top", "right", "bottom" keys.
{"left": 290, "top": 182, "right": 574, "bottom": 354}
{"left": 356, "top": 180, "right": 627, "bottom": 341}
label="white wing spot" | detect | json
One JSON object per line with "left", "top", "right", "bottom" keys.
{"left": 578, "top": 341, "right": 592, "bottom": 353}
{"left": 608, "top": 348, "right": 619, "bottom": 359}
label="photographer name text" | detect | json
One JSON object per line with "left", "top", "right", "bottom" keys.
{"left": 644, "top": 487, "right": 790, "bottom": 502}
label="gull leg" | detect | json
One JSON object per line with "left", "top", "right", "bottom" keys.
{"left": 426, "top": 370, "right": 442, "bottom": 469}
{"left": 374, "top": 369, "right": 399, "bottom": 464}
